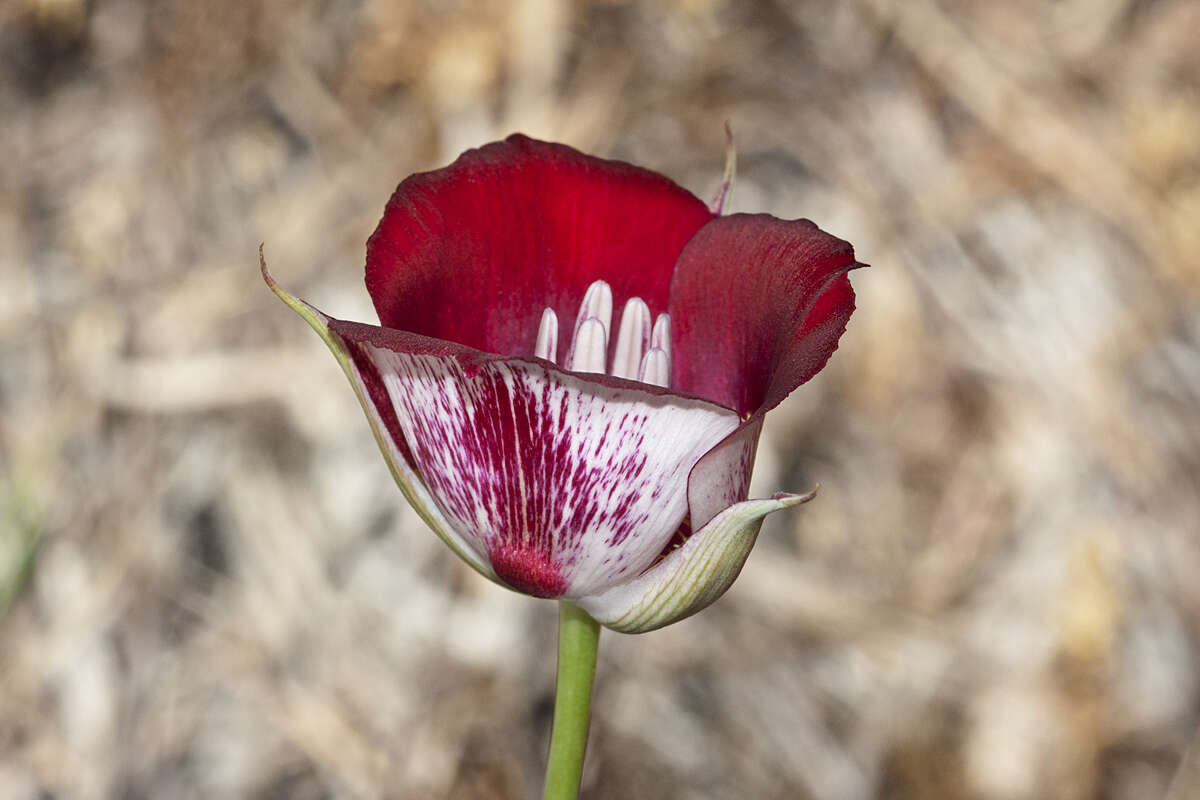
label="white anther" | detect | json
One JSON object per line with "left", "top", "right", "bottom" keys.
{"left": 569, "top": 317, "right": 608, "bottom": 374}
{"left": 638, "top": 348, "right": 670, "bottom": 387}
{"left": 651, "top": 313, "right": 671, "bottom": 351}
{"left": 650, "top": 313, "right": 672, "bottom": 381}
{"left": 547, "top": 280, "right": 672, "bottom": 387}
{"left": 572, "top": 280, "right": 613, "bottom": 342}
{"left": 611, "top": 297, "right": 651, "bottom": 380}
{"left": 566, "top": 280, "right": 612, "bottom": 371}
{"left": 535, "top": 307, "right": 558, "bottom": 363}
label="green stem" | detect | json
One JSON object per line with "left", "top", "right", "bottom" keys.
{"left": 543, "top": 600, "right": 601, "bottom": 800}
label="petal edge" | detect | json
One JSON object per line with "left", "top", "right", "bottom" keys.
{"left": 260, "top": 249, "right": 497, "bottom": 581}
{"left": 670, "top": 214, "right": 860, "bottom": 417}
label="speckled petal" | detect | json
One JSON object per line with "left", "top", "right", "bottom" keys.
{"left": 357, "top": 345, "right": 741, "bottom": 598}
{"left": 260, "top": 251, "right": 496, "bottom": 581}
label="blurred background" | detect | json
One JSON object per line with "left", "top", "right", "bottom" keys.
{"left": 1, "top": 0, "right": 1198, "bottom": 798}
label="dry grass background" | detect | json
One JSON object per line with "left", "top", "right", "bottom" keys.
{"left": 1, "top": 0, "right": 1198, "bottom": 798}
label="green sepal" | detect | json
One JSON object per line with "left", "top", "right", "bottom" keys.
{"left": 577, "top": 489, "right": 815, "bottom": 633}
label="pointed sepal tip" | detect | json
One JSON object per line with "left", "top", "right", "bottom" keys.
{"left": 577, "top": 487, "right": 816, "bottom": 633}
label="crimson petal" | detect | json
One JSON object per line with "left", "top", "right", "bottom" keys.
{"left": 366, "top": 134, "right": 715, "bottom": 364}
{"left": 669, "top": 213, "right": 861, "bottom": 418}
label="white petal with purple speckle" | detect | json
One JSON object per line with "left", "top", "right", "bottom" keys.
{"left": 367, "top": 346, "right": 740, "bottom": 597}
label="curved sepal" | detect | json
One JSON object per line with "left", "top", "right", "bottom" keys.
{"left": 260, "top": 248, "right": 498, "bottom": 582}
{"left": 708, "top": 122, "right": 737, "bottom": 215}
{"left": 576, "top": 489, "right": 816, "bottom": 633}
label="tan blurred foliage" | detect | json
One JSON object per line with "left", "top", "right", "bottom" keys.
{"left": 1, "top": 0, "right": 1198, "bottom": 798}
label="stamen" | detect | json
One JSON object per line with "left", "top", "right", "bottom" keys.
{"left": 544, "top": 280, "right": 672, "bottom": 387}
{"left": 611, "top": 297, "right": 650, "bottom": 380}
{"left": 569, "top": 317, "right": 608, "bottom": 373}
{"left": 651, "top": 313, "right": 672, "bottom": 381}
{"left": 566, "top": 280, "right": 613, "bottom": 367}
{"left": 651, "top": 313, "right": 670, "bottom": 351}
{"left": 638, "top": 348, "right": 669, "bottom": 387}
{"left": 534, "top": 307, "right": 558, "bottom": 362}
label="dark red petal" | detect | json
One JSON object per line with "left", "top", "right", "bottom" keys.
{"left": 366, "top": 134, "right": 715, "bottom": 363}
{"left": 669, "top": 214, "right": 861, "bottom": 417}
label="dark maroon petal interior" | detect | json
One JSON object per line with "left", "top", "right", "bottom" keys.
{"left": 669, "top": 213, "right": 861, "bottom": 417}
{"left": 365, "top": 134, "right": 715, "bottom": 363}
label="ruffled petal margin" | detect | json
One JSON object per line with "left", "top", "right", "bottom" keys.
{"left": 577, "top": 490, "right": 815, "bottom": 633}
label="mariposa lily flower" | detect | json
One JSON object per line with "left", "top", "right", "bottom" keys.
{"left": 263, "top": 134, "right": 861, "bottom": 633}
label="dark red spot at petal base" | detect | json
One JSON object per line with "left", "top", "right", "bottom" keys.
{"left": 490, "top": 545, "right": 568, "bottom": 598}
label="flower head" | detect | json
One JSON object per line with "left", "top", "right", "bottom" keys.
{"left": 263, "top": 134, "right": 861, "bottom": 632}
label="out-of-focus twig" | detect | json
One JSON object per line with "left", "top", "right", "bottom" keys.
{"left": 853, "top": 0, "right": 1182, "bottom": 274}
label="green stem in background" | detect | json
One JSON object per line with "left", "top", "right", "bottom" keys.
{"left": 543, "top": 600, "right": 601, "bottom": 800}
{"left": 0, "top": 479, "right": 43, "bottom": 620}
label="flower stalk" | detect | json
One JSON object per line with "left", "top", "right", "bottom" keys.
{"left": 543, "top": 601, "right": 601, "bottom": 800}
